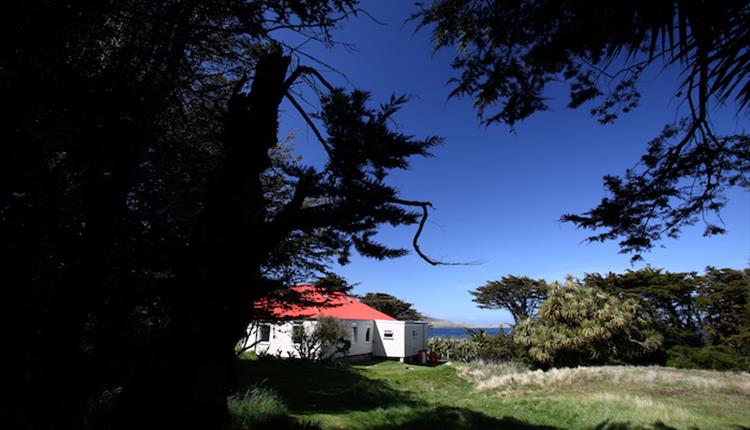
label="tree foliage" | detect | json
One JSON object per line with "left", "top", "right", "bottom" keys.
{"left": 583, "top": 268, "right": 702, "bottom": 348}
{"left": 470, "top": 276, "right": 548, "bottom": 324}
{"left": 415, "top": 0, "right": 750, "bottom": 260}
{"left": 3, "top": 1, "right": 447, "bottom": 427}
{"left": 667, "top": 345, "right": 748, "bottom": 371}
{"left": 502, "top": 267, "right": 749, "bottom": 370}
{"left": 697, "top": 267, "right": 750, "bottom": 353}
{"left": 513, "top": 279, "right": 663, "bottom": 367}
{"left": 313, "top": 273, "right": 356, "bottom": 294}
{"left": 359, "top": 292, "right": 424, "bottom": 320}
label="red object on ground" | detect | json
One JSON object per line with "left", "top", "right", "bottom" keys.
{"left": 255, "top": 285, "right": 396, "bottom": 321}
{"left": 428, "top": 351, "right": 437, "bottom": 364}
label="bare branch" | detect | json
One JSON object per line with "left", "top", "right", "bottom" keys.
{"left": 284, "top": 92, "right": 334, "bottom": 158}
{"left": 280, "top": 41, "right": 352, "bottom": 84}
{"left": 285, "top": 65, "right": 335, "bottom": 92}
{"left": 389, "top": 198, "right": 481, "bottom": 266}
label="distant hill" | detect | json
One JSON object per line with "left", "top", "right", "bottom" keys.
{"left": 422, "top": 316, "right": 511, "bottom": 329}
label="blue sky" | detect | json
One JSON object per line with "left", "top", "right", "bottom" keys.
{"left": 277, "top": 1, "right": 750, "bottom": 324}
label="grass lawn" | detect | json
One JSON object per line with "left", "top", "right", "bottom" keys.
{"left": 235, "top": 357, "right": 750, "bottom": 430}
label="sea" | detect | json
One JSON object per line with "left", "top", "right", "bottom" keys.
{"left": 427, "top": 327, "right": 511, "bottom": 339}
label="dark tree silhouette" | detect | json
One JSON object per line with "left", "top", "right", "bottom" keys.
{"left": 2, "top": 1, "right": 445, "bottom": 428}
{"left": 415, "top": 0, "right": 750, "bottom": 260}
{"left": 359, "top": 292, "right": 424, "bottom": 320}
{"left": 470, "top": 276, "right": 548, "bottom": 324}
{"left": 314, "top": 273, "right": 357, "bottom": 293}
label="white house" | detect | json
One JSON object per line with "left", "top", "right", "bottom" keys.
{"left": 243, "top": 286, "right": 428, "bottom": 361}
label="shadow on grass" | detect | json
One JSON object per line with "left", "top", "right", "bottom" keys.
{"left": 236, "top": 358, "right": 415, "bottom": 414}
{"left": 236, "top": 359, "right": 556, "bottom": 429}
{"left": 366, "top": 406, "right": 559, "bottom": 430}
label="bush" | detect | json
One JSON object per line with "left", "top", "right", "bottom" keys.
{"left": 227, "top": 386, "right": 320, "bottom": 430}
{"left": 666, "top": 345, "right": 749, "bottom": 371}
{"left": 429, "top": 337, "right": 480, "bottom": 362}
{"left": 428, "top": 330, "right": 523, "bottom": 362}
{"left": 292, "top": 316, "right": 351, "bottom": 361}
{"left": 513, "top": 281, "right": 663, "bottom": 368}
{"left": 467, "top": 330, "right": 523, "bottom": 362}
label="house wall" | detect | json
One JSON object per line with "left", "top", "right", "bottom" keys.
{"left": 404, "top": 322, "right": 429, "bottom": 357}
{"left": 245, "top": 320, "right": 309, "bottom": 358}
{"left": 346, "top": 320, "right": 375, "bottom": 356}
{"left": 245, "top": 319, "right": 374, "bottom": 358}
{"left": 372, "top": 320, "right": 404, "bottom": 357}
{"left": 372, "top": 320, "right": 428, "bottom": 358}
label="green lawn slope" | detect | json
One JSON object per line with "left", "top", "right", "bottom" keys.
{"left": 235, "top": 357, "right": 750, "bottom": 430}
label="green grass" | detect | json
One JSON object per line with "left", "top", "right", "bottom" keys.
{"left": 235, "top": 357, "right": 750, "bottom": 430}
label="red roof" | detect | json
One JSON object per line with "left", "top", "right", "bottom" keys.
{"left": 256, "top": 285, "right": 395, "bottom": 321}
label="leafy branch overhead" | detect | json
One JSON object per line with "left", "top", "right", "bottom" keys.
{"left": 416, "top": 0, "right": 750, "bottom": 260}
{"left": 270, "top": 85, "right": 444, "bottom": 266}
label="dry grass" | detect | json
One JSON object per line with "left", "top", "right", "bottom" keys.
{"left": 453, "top": 362, "right": 750, "bottom": 428}
{"left": 457, "top": 361, "right": 750, "bottom": 395}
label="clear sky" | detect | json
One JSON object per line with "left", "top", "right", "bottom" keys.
{"left": 277, "top": 1, "right": 750, "bottom": 324}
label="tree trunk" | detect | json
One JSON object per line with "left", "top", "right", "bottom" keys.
{"left": 112, "top": 49, "right": 291, "bottom": 430}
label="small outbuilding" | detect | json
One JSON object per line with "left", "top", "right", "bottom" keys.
{"left": 243, "top": 286, "right": 428, "bottom": 361}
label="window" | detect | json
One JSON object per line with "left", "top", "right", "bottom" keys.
{"left": 365, "top": 327, "right": 371, "bottom": 342}
{"left": 259, "top": 325, "right": 271, "bottom": 342}
{"left": 352, "top": 326, "right": 358, "bottom": 343}
{"left": 412, "top": 330, "right": 417, "bottom": 337}
{"left": 292, "top": 324, "right": 304, "bottom": 344}
{"left": 384, "top": 330, "right": 393, "bottom": 340}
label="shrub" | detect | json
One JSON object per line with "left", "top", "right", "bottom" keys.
{"left": 227, "top": 386, "right": 320, "bottom": 430}
{"left": 292, "top": 316, "right": 351, "bottom": 362}
{"left": 428, "top": 331, "right": 524, "bottom": 362}
{"left": 667, "top": 345, "right": 749, "bottom": 371}
{"left": 513, "top": 280, "right": 663, "bottom": 367}
{"left": 467, "top": 330, "right": 523, "bottom": 362}
{"left": 429, "top": 337, "right": 480, "bottom": 362}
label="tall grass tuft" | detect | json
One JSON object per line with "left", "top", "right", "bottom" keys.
{"left": 227, "top": 385, "right": 321, "bottom": 430}
{"left": 228, "top": 386, "right": 290, "bottom": 430}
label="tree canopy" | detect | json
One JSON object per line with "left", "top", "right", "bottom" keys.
{"left": 513, "top": 279, "right": 663, "bottom": 367}
{"left": 698, "top": 267, "right": 750, "bottom": 352}
{"left": 470, "top": 276, "right": 548, "bottom": 324}
{"left": 499, "top": 268, "right": 750, "bottom": 370}
{"left": 416, "top": 0, "right": 750, "bottom": 260}
{"left": 583, "top": 268, "right": 702, "bottom": 348}
{"left": 359, "top": 292, "right": 424, "bottom": 320}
